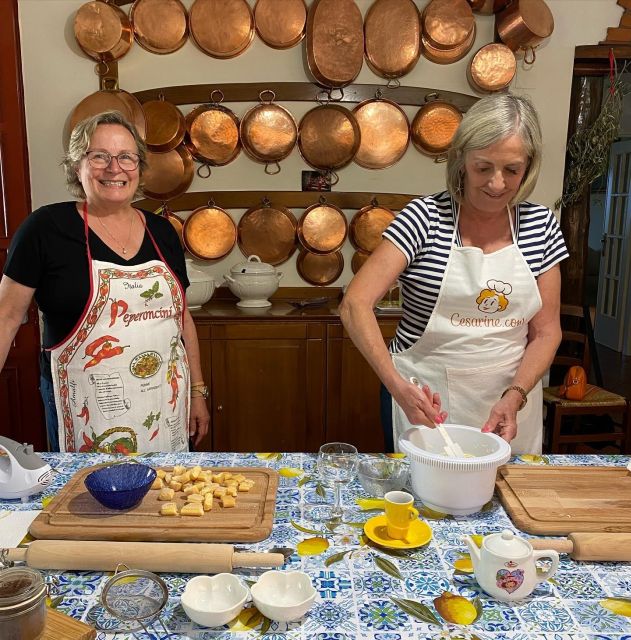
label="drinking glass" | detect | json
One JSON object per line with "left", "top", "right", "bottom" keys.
{"left": 316, "top": 442, "right": 358, "bottom": 522}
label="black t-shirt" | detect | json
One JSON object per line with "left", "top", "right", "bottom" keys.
{"left": 3, "top": 202, "right": 190, "bottom": 380}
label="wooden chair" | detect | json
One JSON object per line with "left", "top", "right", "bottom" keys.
{"left": 542, "top": 304, "right": 631, "bottom": 454}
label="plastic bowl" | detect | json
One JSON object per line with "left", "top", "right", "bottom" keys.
{"left": 398, "top": 425, "right": 511, "bottom": 516}
{"left": 357, "top": 457, "right": 409, "bottom": 497}
{"left": 250, "top": 571, "right": 316, "bottom": 622}
{"left": 181, "top": 574, "right": 248, "bottom": 628}
{"left": 84, "top": 463, "right": 156, "bottom": 510}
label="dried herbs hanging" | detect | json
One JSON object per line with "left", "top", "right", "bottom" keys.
{"left": 555, "top": 53, "right": 630, "bottom": 210}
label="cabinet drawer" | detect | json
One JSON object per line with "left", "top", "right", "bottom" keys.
{"left": 211, "top": 323, "right": 323, "bottom": 340}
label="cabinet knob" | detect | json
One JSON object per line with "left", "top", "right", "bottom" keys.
{"left": 217, "top": 405, "right": 223, "bottom": 412}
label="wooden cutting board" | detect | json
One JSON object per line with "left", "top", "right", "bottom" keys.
{"left": 42, "top": 609, "right": 96, "bottom": 640}
{"left": 30, "top": 466, "right": 278, "bottom": 542}
{"left": 495, "top": 465, "right": 631, "bottom": 535}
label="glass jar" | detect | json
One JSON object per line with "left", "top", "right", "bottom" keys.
{"left": 0, "top": 567, "right": 48, "bottom": 640}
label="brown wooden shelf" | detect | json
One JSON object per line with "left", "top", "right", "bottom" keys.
{"left": 575, "top": 44, "right": 631, "bottom": 60}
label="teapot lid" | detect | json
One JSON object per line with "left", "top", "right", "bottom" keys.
{"left": 230, "top": 255, "right": 276, "bottom": 275}
{"left": 484, "top": 529, "right": 530, "bottom": 558}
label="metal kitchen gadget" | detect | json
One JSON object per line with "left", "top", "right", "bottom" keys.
{"left": 0, "top": 437, "right": 53, "bottom": 501}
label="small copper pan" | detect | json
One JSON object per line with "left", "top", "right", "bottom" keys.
{"left": 421, "top": 21, "right": 476, "bottom": 64}
{"left": 297, "top": 198, "right": 348, "bottom": 255}
{"left": 468, "top": 43, "right": 516, "bottom": 93}
{"left": 350, "top": 202, "right": 395, "bottom": 252}
{"left": 240, "top": 90, "right": 298, "bottom": 174}
{"left": 156, "top": 202, "right": 186, "bottom": 247}
{"left": 306, "top": 0, "right": 364, "bottom": 88}
{"left": 353, "top": 96, "right": 410, "bottom": 170}
{"left": 423, "top": 0, "right": 474, "bottom": 51}
{"left": 130, "top": 0, "right": 189, "bottom": 54}
{"left": 364, "top": 0, "right": 421, "bottom": 86}
{"left": 142, "top": 94, "right": 186, "bottom": 152}
{"left": 183, "top": 201, "right": 237, "bottom": 261}
{"left": 141, "top": 145, "right": 194, "bottom": 201}
{"left": 74, "top": 0, "right": 133, "bottom": 62}
{"left": 189, "top": 0, "right": 254, "bottom": 59}
{"left": 351, "top": 249, "right": 371, "bottom": 274}
{"left": 238, "top": 198, "right": 298, "bottom": 266}
{"left": 411, "top": 97, "right": 463, "bottom": 157}
{"left": 496, "top": 0, "right": 554, "bottom": 63}
{"left": 254, "top": 0, "right": 306, "bottom": 49}
{"left": 297, "top": 249, "right": 344, "bottom": 286}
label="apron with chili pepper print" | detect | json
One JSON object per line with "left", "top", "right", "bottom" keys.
{"left": 49, "top": 205, "right": 190, "bottom": 453}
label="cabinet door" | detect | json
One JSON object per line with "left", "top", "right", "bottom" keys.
{"left": 326, "top": 321, "right": 399, "bottom": 452}
{"left": 211, "top": 323, "right": 325, "bottom": 452}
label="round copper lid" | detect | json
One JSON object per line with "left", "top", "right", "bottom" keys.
{"left": 423, "top": 0, "right": 474, "bottom": 50}
{"left": 298, "top": 105, "right": 361, "bottom": 171}
{"left": 185, "top": 103, "right": 241, "bottom": 166}
{"left": 183, "top": 204, "right": 237, "bottom": 261}
{"left": 350, "top": 204, "right": 395, "bottom": 252}
{"left": 298, "top": 201, "right": 348, "bottom": 254}
{"left": 238, "top": 201, "right": 297, "bottom": 266}
{"left": 411, "top": 100, "right": 462, "bottom": 155}
{"left": 74, "top": 1, "right": 133, "bottom": 61}
{"left": 351, "top": 249, "right": 371, "bottom": 274}
{"left": 189, "top": 0, "right": 254, "bottom": 59}
{"left": 254, "top": 0, "right": 306, "bottom": 49}
{"left": 297, "top": 249, "right": 344, "bottom": 286}
{"left": 142, "top": 97, "right": 186, "bottom": 152}
{"left": 130, "top": 0, "right": 188, "bottom": 54}
{"left": 468, "top": 43, "right": 516, "bottom": 92}
{"left": 141, "top": 145, "right": 194, "bottom": 201}
{"left": 353, "top": 98, "right": 410, "bottom": 170}
{"left": 421, "top": 21, "right": 476, "bottom": 64}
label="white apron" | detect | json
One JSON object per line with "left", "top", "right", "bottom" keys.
{"left": 50, "top": 205, "right": 190, "bottom": 453}
{"left": 392, "top": 205, "right": 543, "bottom": 454}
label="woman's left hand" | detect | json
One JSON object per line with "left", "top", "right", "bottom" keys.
{"left": 481, "top": 395, "right": 520, "bottom": 442}
{"left": 189, "top": 396, "right": 210, "bottom": 446}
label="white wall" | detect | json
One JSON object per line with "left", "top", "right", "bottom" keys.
{"left": 17, "top": 0, "right": 622, "bottom": 286}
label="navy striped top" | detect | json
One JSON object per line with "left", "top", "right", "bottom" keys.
{"left": 383, "top": 191, "right": 569, "bottom": 353}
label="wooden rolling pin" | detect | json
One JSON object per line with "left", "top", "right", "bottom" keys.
{"left": 530, "top": 533, "right": 631, "bottom": 562}
{"left": 4, "top": 540, "right": 284, "bottom": 573}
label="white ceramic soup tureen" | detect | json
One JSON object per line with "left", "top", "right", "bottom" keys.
{"left": 224, "top": 255, "right": 282, "bottom": 308}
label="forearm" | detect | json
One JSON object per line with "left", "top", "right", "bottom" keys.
{"left": 0, "top": 317, "right": 23, "bottom": 371}
{"left": 512, "top": 330, "right": 561, "bottom": 394}
{"left": 182, "top": 309, "right": 204, "bottom": 384}
{"left": 0, "top": 276, "right": 36, "bottom": 371}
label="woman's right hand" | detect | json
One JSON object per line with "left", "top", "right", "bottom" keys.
{"left": 392, "top": 377, "right": 447, "bottom": 427}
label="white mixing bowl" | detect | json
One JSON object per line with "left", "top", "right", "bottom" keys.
{"left": 398, "top": 425, "right": 511, "bottom": 516}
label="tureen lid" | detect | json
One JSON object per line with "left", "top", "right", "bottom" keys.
{"left": 230, "top": 255, "right": 276, "bottom": 275}
{"left": 484, "top": 530, "right": 530, "bottom": 558}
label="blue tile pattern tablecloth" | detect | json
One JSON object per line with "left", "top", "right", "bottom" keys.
{"left": 1, "top": 452, "right": 630, "bottom": 640}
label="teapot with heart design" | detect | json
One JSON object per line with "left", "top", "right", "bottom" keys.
{"left": 465, "top": 530, "right": 559, "bottom": 601}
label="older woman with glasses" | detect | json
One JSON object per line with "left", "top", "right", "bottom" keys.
{"left": 0, "top": 111, "right": 209, "bottom": 453}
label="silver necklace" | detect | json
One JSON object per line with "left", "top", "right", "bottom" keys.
{"left": 96, "top": 211, "right": 135, "bottom": 255}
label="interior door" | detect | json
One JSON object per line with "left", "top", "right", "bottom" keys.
{"left": 594, "top": 140, "right": 631, "bottom": 353}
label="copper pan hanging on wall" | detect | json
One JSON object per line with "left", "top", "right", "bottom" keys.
{"left": 421, "top": 23, "right": 476, "bottom": 65}
{"left": 155, "top": 202, "right": 186, "bottom": 248}
{"left": 350, "top": 201, "right": 395, "bottom": 252}
{"left": 410, "top": 96, "right": 463, "bottom": 158}
{"left": 351, "top": 249, "right": 371, "bottom": 274}
{"left": 142, "top": 93, "right": 186, "bottom": 152}
{"left": 130, "top": 0, "right": 189, "bottom": 54}
{"left": 423, "top": 0, "right": 474, "bottom": 51}
{"left": 74, "top": 0, "right": 133, "bottom": 62}
{"left": 189, "top": 0, "right": 254, "bottom": 59}
{"left": 254, "top": 0, "right": 306, "bottom": 49}
{"left": 306, "top": 0, "right": 364, "bottom": 89}
{"left": 468, "top": 43, "right": 516, "bottom": 93}
{"left": 237, "top": 198, "right": 298, "bottom": 266}
{"left": 297, "top": 249, "right": 344, "bottom": 286}
{"left": 467, "top": 0, "right": 511, "bottom": 15}
{"left": 364, "top": 0, "right": 421, "bottom": 86}
{"left": 141, "top": 145, "right": 194, "bottom": 201}
{"left": 183, "top": 200, "right": 237, "bottom": 261}
{"left": 352, "top": 95, "right": 410, "bottom": 170}
{"left": 297, "top": 198, "right": 348, "bottom": 255}
{"left": 239, "top": 90, "right": 298, "bottom": 175}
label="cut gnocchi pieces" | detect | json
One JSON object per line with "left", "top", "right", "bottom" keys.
{"left": 220, "top": 495, "right": 236, "bottom": 508}
{"left": 158, "top": 488, "right": 175, "bottom": 501}
{"left": 150, "top": 477, "right": 163, "bottom": 490}
{"left": 181, "top": 502, "right": 204, "bottom": 517}
{"left": 160, "top": 502, "right": 178, "bottom": 516}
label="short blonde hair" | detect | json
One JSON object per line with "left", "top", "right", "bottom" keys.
{"left": 62, "top": 111, "right": 147, "bottom": 199}
{"left": 446, "top": 94, "right": 542, "bottom": 206}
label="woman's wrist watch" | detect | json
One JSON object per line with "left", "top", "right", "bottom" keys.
{"left": 501, "top": 385, "right": 528, "bottom": 411}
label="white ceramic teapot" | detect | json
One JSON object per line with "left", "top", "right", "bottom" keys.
{"left": 465, "top": 530, "right": 559, "bottom": 602}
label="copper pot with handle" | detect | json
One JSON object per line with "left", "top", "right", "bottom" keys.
{"left": 74, "top": 0, "right": 133, "bottom": 62}
{"left": 467, "top": 0, "right": 511, "bottom": 14}
{"left": 468, "top": 43, "right": 516, "bottom": 93}
{"left": 142, "top": 93, "right": 186, "bottom": 152}
{"left": 141, "top": 145, "right": 194, "bottom": 201}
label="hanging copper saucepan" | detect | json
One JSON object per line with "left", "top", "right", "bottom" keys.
{"left": 350, "top": 201, "right": 396, "bottom": 253}
{"left": 141, "top": 145, "right": 194, "bottom": 201}
{"left": 254, "top": 0, "right": 306, "bottom": 49}
{"left": 189, "top": 0, "right": 254, "bottom": 59}
{"left": 352, "top": 95, "right": 410, "bottom": 170}
{"left": 237, "top": 198, "right": 298, "bottom": 266}
{"left": 239, "top": 90, "right": 298, "bottom": 175}
{"left": 467, "top": 0, "right": 511, "bottom": 14}
{"left": 423, "top": 0, "right": 474, "bottom": 52}
{"left": 142, "top": 93, "right": 186, "bottom": 152}
{"left": 297, "top": 249, "right": 344, "bottom": 286}
{"left": 421, "top": 21, "right": 476, "bottom": 65}
{"left": 155, "top": 202, "right": 186, "bottom": 248}
{"left": 411, "top": 96, "right": 463, "bottom": 158}
{"left": 74, "top": 0, "right": 133, "bottom": 62}
{"left": 183, "top": 200, "right": 237, "bottom": 261}
{"left": 306, "top": 0, "right": 364, "bottom": 89}
{"left": 130, "top": 0, "right": 189, "bottom": 54}
{"left": 468, "top": 43, "right": 516, "bottom": 93}
{"left": 364, "top": 0, "right": 421, "bottom": 87}
{"left": 351, "top": 249, "right": 371, "bottom": 274}
{"left": 496, "top": 0, "right": 554, "bottom": 64}
{"left": 185, "top": 90, "right": 241, "bottom": 177}
{"left": 297, "top": 198, "right": 348, "bottom": 255}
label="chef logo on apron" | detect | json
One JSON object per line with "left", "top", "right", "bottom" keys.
{"left": 476, "top": 279, "right": 512, "bottom": 313}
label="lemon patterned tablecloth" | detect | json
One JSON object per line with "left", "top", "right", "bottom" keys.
{"left": 1, "top": 452, "right": 630, "bottom": 640}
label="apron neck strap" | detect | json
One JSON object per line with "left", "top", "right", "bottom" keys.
{"left": 454, "top": 203, "right": 518, "bottom": 246}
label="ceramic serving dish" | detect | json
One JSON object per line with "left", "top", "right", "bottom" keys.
{"left": 224, "top": 255, "right": 282, "bottom": 308}
{"left": 185, "top": 258, "right": 215, "bottom": 310}
{"left": 181, "top": 573, "right": 248, "bottom": 627}
{"left": 250, "top": 570, "right": 316, "bottom": 622}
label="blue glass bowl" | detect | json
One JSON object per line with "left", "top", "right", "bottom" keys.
{"left": 84, "top": 463, "right": 156, "bottom": 510}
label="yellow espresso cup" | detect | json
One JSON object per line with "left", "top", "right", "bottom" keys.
{"left": 384, "top": 490, "right": 419, "bottom": 540}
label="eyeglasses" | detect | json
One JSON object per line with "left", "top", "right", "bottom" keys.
{"left": 85, "top": 150, "right": 140, "bottom": 171}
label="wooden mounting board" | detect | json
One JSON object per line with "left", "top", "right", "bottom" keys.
{"left": 30, "top": 466, "right": 278, "bottom": 543}
{"left": 495, "top": 465, "right": 631, "bottom": 535}
{"left": 43, "top": 609, "right": 96, "bottom": 640}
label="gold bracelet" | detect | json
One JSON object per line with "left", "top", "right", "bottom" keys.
{"left": 190, "top": 381, "right": 206, "bottom": 388}
{"left": 501, "top": 385, "right": 528, "bottom": 410}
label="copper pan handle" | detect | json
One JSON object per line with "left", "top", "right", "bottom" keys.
{"left": 265, "top": 162, "right": 281, "bottom": 175}
{"left": 197, "top": 163, "right": 212, "bottom": 179}
{"left": 522, "top": 46, "right": 536, "bottom": 65}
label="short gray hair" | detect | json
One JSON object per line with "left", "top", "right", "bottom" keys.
{"left": 62, "top": 110, "right": 147, "bottom": 199}
{"left": 446, "top": 93, "right": 542, "bottom": 206}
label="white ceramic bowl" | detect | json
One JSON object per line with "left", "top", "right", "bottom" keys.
{"left": 186, "top": 278, "right": 215, "bottom": 310}
{"left": 250, "top": 570, "right": 316, "bottom": 622}
{"left": 398, "top": 425, "right": 511, "bottom": 516}
{"left": 181, "top": 573, "right": 248, "bottom": 628}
